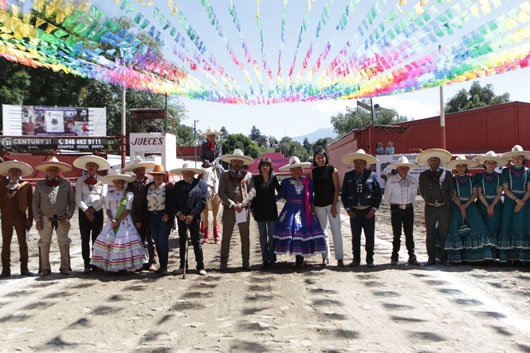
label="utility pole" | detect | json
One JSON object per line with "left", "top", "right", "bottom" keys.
{"left": 439, "top": 44, "right": 447, "bottom": 149}
{"left": 193, "top": 120, "right": 199, "bottom": 167}
{"left": 370, "top": 98, "right": 375, "bottom": 126}
{"left": 121, "top": 87, "right": 126, "bottom": 168}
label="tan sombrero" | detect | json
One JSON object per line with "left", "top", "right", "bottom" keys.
{"left": 148, "top": 164, "right": 168, "bottom": 176}
{"left": 199, "top": 126, "right": 222, "bottom": 138}
{"left": 474, "top": 151, "right": 508, "bottom": 166}
{"left": 35, "top": 156, "right": 72, "bottom": 173}
{"left": 445, "top": 155, "right": 479, "bottom": 170}
{"left": 501, "top": 145, "right": 530, "bottom": 160}
{"left": 73, "top": 155, "right": 110, "bottom": 171}
{"left": 101, "top": 173, "right": 136, "bottom": 185}
{"left": 279, "top": 156, "right": 312, "bottom": 172}
{"left": 170, "top": 162, "right": 205, "bottom": 175}
{"left": 220, "top": 148, "right": 254, "bottom": 165}
{"left": 122, "top": 155, "right": 156, "bottom": 172}
{"left": 0, "top": 160, "right": 33, "bottom": 177}
{"left": 342, "top": 149, "right": 379, "bottom": 165}
{"left": 386, "top": 156, "right": 420, "bottom": 170}
{"left": 416, "top": 148, "right": 452, "bottom": 167}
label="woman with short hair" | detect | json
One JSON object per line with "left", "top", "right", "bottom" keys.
{"left": 251, "top": 158, "right": 281, "bottom": 269}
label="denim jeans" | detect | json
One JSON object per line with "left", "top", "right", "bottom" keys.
{"left": 257, "top": 221, "right": 276, "bottom": 264}
{"left": 148, "top": 211, "right": 169, "bottom": 270}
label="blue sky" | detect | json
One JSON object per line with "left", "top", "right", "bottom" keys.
{"left": 98, "top": 1, "right": 530, "bottom": 138}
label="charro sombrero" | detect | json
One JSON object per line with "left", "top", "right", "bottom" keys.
{"left": 199, "top": 126, "right": 222, "bottom": 137}
{"left": 386, "top": 156, "right": 420, "bottom": 170}
{"left": 35, "top": 156, "right": 72, "bottom": 173}
{"left": 501, "top": 145, "right": 530, "bottom": 160}
{"left": 148, "top": 164, "right": 168, "bottom": 176}
{"left": 220, "top": 148, "right": 254, "bottom": 165}
{"left": 445, "top": 155, "right": 479, "bottom": 170}
{"left": 73, "top": 155, "right": 110, "bottom": 171}
{"left": 0, "top": 160, "right": 33, "bottom": 177}
{"left": 170, "top": 162, "right": 205, "bottom": 175}
{"left": 278, "top": 156, "right": 312, "bottom": 172}
{"left": 416, "top": 148, "right": 452, "bottom": 167}
{"left": 122, "top": 155, "right": 156, "bottom": 172}
{"left": 342, "top": 149, "right": 379, "bottom": 165}
{"left": 474, "top": 151, "right": 508, "bottom": 166}
{"left": 101, "top": 173, "right": 136, "bottom": 185}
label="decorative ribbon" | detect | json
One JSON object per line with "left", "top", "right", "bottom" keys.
{"left": 113, "top": 192, "right": 129, "bottom": 235}
{"left": 84, "top": 176, "right": 98, "bottom": 185}
{"left": 300, "top": 178, "right": 312, "bottom": 228}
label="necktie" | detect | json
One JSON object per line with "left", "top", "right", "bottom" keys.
{"left": 84, "top": 176, "right": 98, "bottom": 185}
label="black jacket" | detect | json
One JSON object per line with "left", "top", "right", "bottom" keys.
{"left": 172, "top": 178, "right": 208, "bottom": 218}
{"left": 341, "top": 169, "right": 382, "bottom": 210}
{"left": 250, "top": 174, "right": 281, "bottom": 221}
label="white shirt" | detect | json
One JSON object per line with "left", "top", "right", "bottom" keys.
{"left": 146, "top": 182, "right": 166, "bottom": 211}
{"left": 384, "top": 174, "right": 417, "bottom": 205}
{"left": 75, "top": 174, "right": 108, "bottom": 212}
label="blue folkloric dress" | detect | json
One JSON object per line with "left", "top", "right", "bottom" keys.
{"left": 474, "top": 172, "right": 502, "bottom": 246}
{"left": 498, "top": 166, "right": 530, "bottom": 262}
{"left": 90, "top": 190, "right": 146, "bottom": 271}
{"left": 273, "top": 177, "right": 326, "bottom": 257}
{"left": 445, "top": 175, "right": 495, "bottom": 263}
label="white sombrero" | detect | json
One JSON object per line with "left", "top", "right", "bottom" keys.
{"left": 386, "top": 156, "right": 420, "bottom": 170}
{"left": 122, "top": 155, "right": 156, "bottom": 172}
{"left": 416, "top": 148, "right": 452, "bottom": 167}
{"left": 279, "top": 156, "right": 312, "bottom": 172}
{"left": 474, "top": 151, "right": 508, "bottom": 166}
{"left": 501, "top": 145, "right": 530, "bottom": 160}
{"left": 342, "top": 149, "right": 379, "bottom": 165}
{"left": 101, "top": 173, "right": 136, "bottom": 185}
{"left": 170, "top": 162, "right": 205, "bottom": 175}
{"left": 220, "top": 148, "right": 254, "bottom": 165}
{"left": 199, "top": 126, "right": 222, "bottom": 138}
{"left": 445, "top": 155, "right": 479, "bottom": 170}
{"left": 35, "top": 156, "right": 72, "bottom": 173}
{"left": 73, "top": 155, "right": 110, "bottom": 171}
{"left": 0, "top": 160, "right": 33, "bottom": 177}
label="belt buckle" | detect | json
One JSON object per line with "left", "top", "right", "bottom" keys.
{"left": 399, "top": 204, "right": 407, "bottom": 210}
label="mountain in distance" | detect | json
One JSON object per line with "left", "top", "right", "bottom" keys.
{"left": 291, "top": 127, "right": 337, "bottom": 143}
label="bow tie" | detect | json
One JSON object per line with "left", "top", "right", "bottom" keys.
{"left": 428, "top": 170, "right": 442, "bottom": 179}
{"left": 229, "top": 170, "right": 244, "bottom": 183}
{"left": 46, "top": 179, "right": 59, "bottom": 187}
{"left": 84, "top": 176, "right": 98, "bottom": 185}
{"left": 206, "top": 142, "right": 215, "bottom": 151}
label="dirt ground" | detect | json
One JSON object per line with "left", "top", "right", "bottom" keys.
{"left": 0, "top": 200, "right": 529, "bottom": 353}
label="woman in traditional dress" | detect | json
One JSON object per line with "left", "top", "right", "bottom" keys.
{"left": 146, "top": 165, "right": 174, "bottom": 276}
{"left": 90, "top": 174, "right": 146, "bottom": 272}
{"left": 444, "top": 156, "right": 495, "bottom": 263}
{"left": 311, "top": 149, "right": 344, "bottom": 267}
{"left": 498, "top": 145, "right": 530, "bottom": 263}
{"left": 273, "top": 157, "right": 326, "bottom": 268}
{"left": 250, "top": 157, "right": 281, "bottom": 270}
{"left": 473, "top": 151, "right": 507, "bottom": 254}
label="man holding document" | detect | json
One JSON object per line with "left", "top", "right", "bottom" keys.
{"left": 218, "top": 149, "right": 256, "bottom": 271}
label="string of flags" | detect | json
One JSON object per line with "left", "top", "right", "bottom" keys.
{"left": 1, "top": 0, "right": 530, "bottom": 105}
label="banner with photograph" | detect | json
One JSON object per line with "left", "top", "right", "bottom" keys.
{"left": 2, "top": 105, "right": 106, "bottom": 136}
{"left": 376, "top": 154, "right": 429, "bottom": 189}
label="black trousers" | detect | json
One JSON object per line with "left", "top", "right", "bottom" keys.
{"left": 177, "top": 218, "right": 204, "bottom": 270}
{"left": 137, "top": 222, "right": 155, "bottom": 266}
{"left": 390, "top": 206, "right": 416, "bottom": 260}
{"left": 350, "top": 208, "right": 375, "bottom": 264}
{"left": 79, "top": 209, "right": 103, "bottom": 267}
{"left": 425, "top": 204, "right": 450, "bottom": 262}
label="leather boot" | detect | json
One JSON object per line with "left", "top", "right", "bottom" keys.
{"left": 1, "top": 248, "right": 10, "bottom": 278}
{"left": 38, "top": 242, "right": 51, "bottom": 276}
{"left": 203, "top": 228, "right": 209, "bottom": 244}
{"left": 20, "top": 262, "right": 32, "bottom": 276}
{"left": 213, "top": 225, "right": 220, "bottom": 244}
{"left": 59, "top": 243, "right": 71, "bottom": 274}
{"left": 0, "top": 267, "right": 10, "bottom": 278}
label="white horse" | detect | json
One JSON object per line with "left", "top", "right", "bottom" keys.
{"left": 200, "top": 164, "right": 222, "bottom": 243}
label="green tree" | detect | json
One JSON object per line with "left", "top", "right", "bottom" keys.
{"left": 250, "top": 125, "right": 262, "bottom": 142}
{"left": 445, "top": 81, "right": 510, "bottom": 113}
{"left": 302, "top": 137, "right": 312, "bottom": 154}
{"left": 312, "top": 137, "right": 333, "bottom": 153}
{"left": 220, "top": 126, "right": 229, "bottom": 137}
{"left": 221, "top": 134, "right": 261, "bottom": 159}
{"left": 276, "top": 137, "right": 309, "bottom": 161}
{"left": 331, "top": 107, "right": 406, "bottom": 136}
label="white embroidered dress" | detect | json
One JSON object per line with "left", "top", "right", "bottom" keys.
{"left": 90, "top": 190, "right": 146, "bottom": 271}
